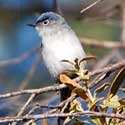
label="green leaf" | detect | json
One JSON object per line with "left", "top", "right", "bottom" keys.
{"left": 74, "top": 58, "right": 79, "bottom": 70}
{"left": 90, "top": 72, "right": 111, "bottom": 88}
{"left": 91, "top": 117, "right": 104, "bottom": 125}
{"left": 108, "top": 68, "right": 125, "bottom": 98}
{"left": 61, "top": 59, "right": 75, "bottom": 66}
{"left": 70, "top": 100, "right": 84, "bottom": 112}
{"left": 79, "top": 56, "right": 96, "bottom": 66}
{"left": 94, "top": 82, "right": 110, "bottom": 94}
{"left": 63, "top": 69, "right": 77, "bottom": 74}
{"left": 78, "top": 69, "right": 89, "bottom": 82}
{"left": 103, "top": 95, "right": 120, "bottom": 108}
{"left": 64, "top": 116, "right": 74, "bottom": 124}
{"left": 74, "top": 118, "right": 91, "bottom": 124}
{"left": 89, "top": 97, "right": 104, "bottom": 110}
{"left": 31, "top": 121, "right": 37, "bottom": 125}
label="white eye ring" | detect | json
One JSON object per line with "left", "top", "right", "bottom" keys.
{"left": 43, "top": 19, "right": 49, "bottom": 25}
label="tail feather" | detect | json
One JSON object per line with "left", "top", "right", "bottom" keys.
{"left": 60, "top": 87, "right": 72, "bottom": 112}
{"left": 61, "top": 87, "right": 72, "bottom": 101}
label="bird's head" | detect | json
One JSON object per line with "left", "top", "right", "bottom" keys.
{"left": 28, "top": 12, "right": 67, "bottom": 37}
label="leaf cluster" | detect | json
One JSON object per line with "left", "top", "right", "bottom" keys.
{"left": 60, "top": 56, "right": 125, "bottom": 125}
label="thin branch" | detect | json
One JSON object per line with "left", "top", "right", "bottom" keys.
{"left": 27, "top": 93, "right": 59, "bottom": 115}
{"left": 80, "top": 37, "right": 125, "bottom": 48}
{"left": 0, "top": 59, "right": 125, "bottom": 99}
{"left": 17, "top": 94, "right": 36, "bottom": 117}
{"left": 0, "top": 53, "right": 41, "bottom": 111}
{"left": 90, "top": 59, "right": 125, "bottom": 76}
{"left": 80, "top": 0, "right": 104, "bottom": 13}
{"left": 35, "top": 103, "right": 61, "bottom": 109}
{"left": 92, "top": 49, "right": 123, "bottom": 70}
{"left": 0, "top": 47, "right": 40, "bottom": 67}
{"left": 55, "top": 0, "right": 62, "bottom": 15}
{"left": 1, "top": 111, "right": 125, "bottom": 123}
{"left": 24, "top": 93, "right": 76, "bottom": 125}
{"left": 0, "top": 84, "right": 66, "bottom": 99}
{"left": 61, "top": 93, "right": 76, "bottom": 113}
{"left": 11, "top": 94, "right": 36, "bottom": 125}
{"left": 18, "top": 53, "right": 41, "bottom": 90}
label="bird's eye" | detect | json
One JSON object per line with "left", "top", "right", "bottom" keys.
{"left": 43, "top": 19, "right": 49, "bottom": 25}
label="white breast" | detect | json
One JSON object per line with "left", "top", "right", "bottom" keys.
{"left": 41, "top": 28, "right": 86, "bottom": 78}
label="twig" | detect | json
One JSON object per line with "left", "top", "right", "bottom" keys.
{"left": 0, "top": 84, "right": 66, "bottom": 99}
{"left": 24, "top": 93, "right": 76, "bottom": 125}
{"left": 80, "top": 0, "right": 103, "bottom": 13}
{"left": 90, "top": 59, "right": 125, "bottom": 76}
{"left": 0, "top": 59, "right": 125, "bottom": 99}
{"left": 55, "top": 0, "right": 62, "bottom": 15}
{"left": 92, "top": 49, "right": 123, "bottom": 70}
{"left": 17, "top": 94, "right": 36, "bottom": 116}
{"left": 80, "top": 37, "right": 125, "bottom": 48}
{"left": 1, "top": 38, "right": 123, "bottom": 69}
{"left": 11, "top": 94, "right": 36, "bottom": 125}
{"left": 36, "top": 103, "right": 61, "bottom": 109}
{"left": 18, "top": 53, "right": 41, "bottom": 90}
{"left": 0, "top": 53, "right": 41, "bottom": 111}
{"left": 61, "top": 93, "right": 76, "bottom": 113}
{"left": 1, "top": 111, "right": 125, "bottom": 123}
{"left": 26, "top": 105, "right": 38, "bottom": 116}
{"left": 0, "top": 47, "right": 39, "bottom": 67}
{"left": 26, "top": 93, "right": 59, "bottom": 116}
{"left": 89, "top": 71, "right": 109, "bottom": 89}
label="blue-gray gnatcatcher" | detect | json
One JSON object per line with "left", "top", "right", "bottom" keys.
{"left": 28, "top": 12, "right": 86, "bottom": 102}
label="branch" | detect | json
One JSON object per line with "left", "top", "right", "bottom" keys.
{"left": 11, "top": 94, "right": 36, "bottom": 125}
{"left": 0, "top": 111, "right": 125, "bottom": 123}
{"left": 0, "top": 84, "right": 66, "bottom": 99}
{"left": 92, "top": 49, "right": 123, "bottom": 70}
{"left": 17, "top": 94, "right": 36, "bottom": 116}
{"left": 0, "top": 46, "right": 40, "bottom": 67}
{"left": 18, "top": 53, "right": 41, "bottom": 90}
{"left": 0, "top": 53, "right": 41, "bottom": 111}
{"left": 24, "top": 93, "right": 76, "bottom": 125}
{"left": 61, "top": 93, "right": 76, "bottom": 113}
{"left": 80, "top": 37, "right": 125, "bottom": 48}
{"left": 80, "top": 0, "right": 103, "bottom": 13}
{"left": 90, "top": 59, "right": 125, "bottom": 76}
{"left": 0, "top": 59, "right": 125, "bottom": 99}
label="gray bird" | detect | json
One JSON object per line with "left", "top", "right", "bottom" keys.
{"left": 29, "top": 12, "right": 86, "bottom": 104}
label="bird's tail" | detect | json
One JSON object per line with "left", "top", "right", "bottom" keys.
{"left": 60, "top": 87, "right": 72, "bottom": 111}
{"left": 57, "top": 87, "right": 71, "bottom": 125}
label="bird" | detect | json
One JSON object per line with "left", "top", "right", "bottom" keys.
{"left": 28, "top": 11, "right": 86, "bottom": 109}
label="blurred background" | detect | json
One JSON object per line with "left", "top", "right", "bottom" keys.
{"left": 0, "top": 0, "right": 124, "bottom": 121}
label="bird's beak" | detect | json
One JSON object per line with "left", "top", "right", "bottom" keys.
{"left": 27, "top": 24, "right": 36, "bottom": 28}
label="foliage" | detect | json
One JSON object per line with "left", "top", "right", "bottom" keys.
{"left": 60, "top": 56, "right": 125, "bottom": 125}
